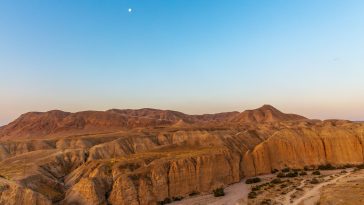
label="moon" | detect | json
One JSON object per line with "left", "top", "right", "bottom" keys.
{"left": 128, "top": 8, "right": 132, "bottom": 13}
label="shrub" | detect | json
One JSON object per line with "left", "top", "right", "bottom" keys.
{"left": 271, "top": 169, "right": 279, "bottom": 174}
{"left": 310, "top": 178, "right": 320, "bottom": 184}
{"left": 213, "top": 187, "right": 225, "bottom": 197}
{"left": 189, "top": 191, "right": 199, "bottom": 196}
{"left": 286, "top": 171, "right": 298, "bottom": 178}
{"left": 342, "top": 164, "right": 354, "bottom": 168}
{"left": 312, "top": 170, "right": 321, "bottom": 175}
{"left": 172, "top": 196, "right": 184, "bottom": 201}
{"left": 248, "top": 191, "right": 257, "bottom": 199}
{"left": 299, "top": 171, "right": 307, "bottom": 176}
{"left": 246, "top": 177, "right": 261, "bottom": 184}
{"left": 282, "top": 167, "right": 290, "bottom": 172}
{"left": 251, "top": 186, "right": 261, "bottom": 191}
{"left": 271, "top": 178, "right": 282, "bottom": 184}
{"left": 356, "top": 164, "right": 364, "bottom": 169}
{"left": 318, "top": 164, "right": 335, "bottom": 170}
{"left": 277, "top": 172, "right": 286, "bottom": 178}
{"left": 260, "top": 199, "right": 272, "bottom": 205}
{"left": 157, "top": 198, "right": 172, "bottom": 205}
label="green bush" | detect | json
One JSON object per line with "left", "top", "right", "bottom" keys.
{"left": 157, "top": 198, "right": 172, "bottom": 205}
{"left": 271, "top": 178, "right": 282, "bottom": 184}
{"left": 299, "top": 171, "right": 307, "bottom": 176}
{"left": 285, "top": 171, "right": 298, "bottom": 178}
{"left": 172, "top": 196, "right": 184, "bottom": 201}
{"left": 343, "top": 164, "right": 354, "bottom": 168}
{"left": 189, "top": 191, "right": 199, "bottom": 196}
{"left": 277, "top": 172, "right": 286, "bottom": 178}
{"left": 248, "top": 191, "right": 257, "bottom": 199}
{"left": 271, "top": 169, "right": 279, "bottom": 174}
{"left": 245, "top": 177, "right": 261, "bottom": 184}
{"left": 312, "top": 170, "right": 321, "bottom": 175}
{"left": 251, "top": 186, "right": 261, "bottom": 191}
{"left": 318, "top": 164, "right": 335, "bottom": 170}
{"left": 213, "top": 187, "right": 225, "bottom": 197}
{"left": 260, "top": 199, "right": 272, "bottom": 205}
{"left": 356, "top": 164, "right": 364, "bottom": 169}
{"left": 310, "top": 178, "right": 320, "bottom": 184}
{"left": 282, "top": 167, "right": 290, "bottom": 172}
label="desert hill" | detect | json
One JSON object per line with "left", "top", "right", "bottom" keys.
{"left": 0, "top": 105, "right": 305, "bottom": 139}
{"left": 1, "top": 105, "right": 363, "bottom": 205}
{"left": 230, "top": 104, "right": 306, "bottom": 123}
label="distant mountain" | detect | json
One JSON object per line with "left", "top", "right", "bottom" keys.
{"left": 0, "top": 105, "right": 306, "bottom": 139}
{"left": 230, "top": 104, "right": 306, "bottom": 123}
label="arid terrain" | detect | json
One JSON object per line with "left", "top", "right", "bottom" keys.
{"left": 0, "top": 105, "right": 364, "bottom": 205}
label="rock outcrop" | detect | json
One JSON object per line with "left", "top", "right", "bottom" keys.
{"left": 0, "top": 178, "right": 52, "bottom": 205}
{"left": 243, "top": 121, "right": 364, "bottom": 176}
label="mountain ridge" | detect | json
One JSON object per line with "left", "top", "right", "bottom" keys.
{"left": 0, "top": 105, "right": 306, "bottom": 139}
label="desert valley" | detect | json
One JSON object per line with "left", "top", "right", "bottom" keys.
{"left": 2, "top": 1, "right": 364, "bottom": 204}
{"left": 0, "top": 105, "right": 363, "bottom": 205}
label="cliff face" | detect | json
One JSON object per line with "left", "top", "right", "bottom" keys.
{"left": 0, "top": 106, "right": 363, "bottom": 205}
{"left": 61, "top": 148, "right": 241, "bottom": 205}
{"left": 243, "top": 121, "right": 364, "bottom": 176}
{"left": 0, "top": 178, "right": 52, "bottom": 205}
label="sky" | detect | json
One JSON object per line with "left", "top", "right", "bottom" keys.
{"left": 1, "top": 0, "right": 364, "bottom": 125}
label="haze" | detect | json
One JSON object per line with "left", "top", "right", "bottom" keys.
{"left": 1, "top": 0, "right": 364, "bottom": 125}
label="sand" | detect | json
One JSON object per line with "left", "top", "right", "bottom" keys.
{"left": 172, "top": 170, "right": 354, "bottom": 205}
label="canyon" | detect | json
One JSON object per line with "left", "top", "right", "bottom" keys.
{"left": 0, "top": 105, "right": 363, "bottom": 205}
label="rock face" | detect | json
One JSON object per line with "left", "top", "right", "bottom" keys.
{"left": 242, "top": 121, "right": 364, "bottom": 176}
{"left": 0, "top": 105, "right": 363, "bottom": 205}
{"left": 0, "top": 178, "right": 52, "bottom": 205}
{"left": 62, "top": 148, "right": 241, "bottom": 205}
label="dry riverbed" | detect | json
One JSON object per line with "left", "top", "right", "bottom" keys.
{"left": 171, "top": 168, "right": 362, "bottom": 205}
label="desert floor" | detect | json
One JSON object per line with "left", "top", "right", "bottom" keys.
{"left": 171, "top": 168, "right": 363, "bottom": 205}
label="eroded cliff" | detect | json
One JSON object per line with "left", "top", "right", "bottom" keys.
{"left": 0, "top": 106, "right": 363, "bottom": 205}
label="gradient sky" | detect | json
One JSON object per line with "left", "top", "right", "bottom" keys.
{"left": 1, "top": 0, "right": 364, "bottom": 125}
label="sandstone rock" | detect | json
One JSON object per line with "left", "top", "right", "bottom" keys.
{"left": 0, "top": 178, "right": 52, "bottom": 205}
{"left": 0, "top": 106, "right": 364, "bottom": 205}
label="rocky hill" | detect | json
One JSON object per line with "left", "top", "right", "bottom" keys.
{"left": 0, "top": 105, "right": 362, "bottom": 205}
{"left": 0, "top": 105, "right": 305, "bottom": 139}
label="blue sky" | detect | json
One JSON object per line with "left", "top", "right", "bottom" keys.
{"left": 1, "top": 0, "right": 364, "bottom": 124}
